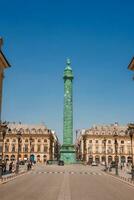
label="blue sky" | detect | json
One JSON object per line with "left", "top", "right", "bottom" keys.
{"left": 1, "top": 0, "right": 134, "bottom": 142}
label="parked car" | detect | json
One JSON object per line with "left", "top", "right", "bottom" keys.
{"left": 91, "top": 161, "right": 98, "bottom": 166}
{"left": 58, "top": 160, "right": 64, "bottom": 166}
{"left": 46, "top": 160, "right": 58, "bottom": 165}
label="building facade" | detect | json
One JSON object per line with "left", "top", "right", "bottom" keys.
{"left": 0, "top": 38, "right": 10, "bottom": 119}
{"left": 76, "top": 123, "right": 134, "bottom": 165}
{"left": 2, "top": 123, "right": 59, "bottom": 163}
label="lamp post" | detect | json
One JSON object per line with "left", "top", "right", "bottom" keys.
{"left": 0, "top": 121, "right": 8, "bottom": 178}
{"left": 29, "top": 136, "right": 32, "bottom": 162}
{"left": 113, "top": 129, "right": 118, "bottom": 176}
{"left": 16, "top": 130, "right": 22, "bottom": 174}
{"left": 126, "top": 123, "right": 134, "bottom": 181}
{"left": 103, "top": 138, "right": 107, "bottom": 171}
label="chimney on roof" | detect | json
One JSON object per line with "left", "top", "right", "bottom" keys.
{"left": 0, "top": 37, "right": 3, "bottom": 50}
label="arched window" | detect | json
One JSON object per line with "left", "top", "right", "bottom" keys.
{"left": 24, "top": 154, "right": 28, "bottom": 160}
{"left": 25, "top": 139, "right": 29, "bottom": 143}
{"left": 31, "top": 139, "right": 35, "bottom": 143}
{"left": 88, "top": 156, "right": 93, "bottom": 164}
{"left": 108, "top": 156, "right": 112, "bottom": 163}
{"left": 38, "top": 139, "right": 41, "bottom": 143}
{"left": 12, "top": 139, "right": 16, "bottom": 143}
{"left": 5, "top": 155, "right": 9, "bottom": 161}
{"left": 37, "top": 155, "right": 40, "bottom": 162}
{"left": 44, "top": 139, "right": 47, "bottom": 143}
{"left": 11, "top": 155, "right": 15, "bottom": 161}
{"left": 127, "top": 156, "right": 132, "bottom": 163}
{"left": 121, "top": 156, "right": 126, "bottom": 163}
{"left": 95, "top": 155, "right": 100, "bottom": 163}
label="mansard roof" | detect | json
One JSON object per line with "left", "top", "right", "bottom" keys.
{"left": 84, "top": 123, "right": 127, "bottom": 136}
{"left": 7, "top": 123, "right": 49, "bottom": 134}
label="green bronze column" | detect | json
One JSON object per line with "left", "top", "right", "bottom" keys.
{"left": 63, "top": 58, "right": 73, "bottom": 144}
{"left": 60, "top": 59, "right": 76, "bottom": 164}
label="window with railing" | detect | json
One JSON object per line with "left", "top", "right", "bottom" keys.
{"left": 88, "top": 146, "right": 92, "bottom": 153}
{"left": 12, "top": 144, "right": 16, "bottom": 152}
{"left": 37, "top": 145, "right": 41, "bottom": 152}
{"left": 127, "top": 146, "right": 131, "bottom": 154}
{"left": 120, "top": 146, "right": 124, "bottom": 154}
{"left": 24, "top": 144, "right": 28, "bottom": 152}
{"left": 108, "top": 140, "right": 111, "bottom": 144}
{"left": 95, "top": 147, "right": 99, "bottom": 153}
{"left": 5, "top": 144, "right": 9, "bottom": 152}
{"left": 31, "top": 145, "right": 34, "bottom": 152}
{"left": 18, "top": 145, "right": 22, "bottom": 152}
{"left": 102, "top": 147, "right": 105, "bottom": 153}
{"left": 44, "top": 146, "right": 48, "bottom": 153}
{"left": 107, "top": 147, "right": 113, "bottom": 154}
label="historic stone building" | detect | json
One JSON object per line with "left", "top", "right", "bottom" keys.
{"left": 128, "top": 57, "right": 134, "bottom": 71}
{"left": 0, "top": 38, "right": 10, "bottom": 119}
{"left": 76, "top": 123, "right": 134, "bottom": 165}
{"left": 2, "top": 123, "right": 59, "bottom": 163}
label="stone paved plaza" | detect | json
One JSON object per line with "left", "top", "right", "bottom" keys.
{"left": 0, "top": 164, "right": 134, "bottom": 200}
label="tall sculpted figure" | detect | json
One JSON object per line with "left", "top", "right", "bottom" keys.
{"left": 60, "top": 59, "right": 76, "bottom": 164}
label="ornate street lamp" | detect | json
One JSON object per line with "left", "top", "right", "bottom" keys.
{"left": 16, "top": 130, "right": 22, "bottom": 174}
{"left": 103, "top": 138, "right": 107, "bottom": 171}
{"left": 0, "top": 121, "right": 8, "bottom": 178}
{"left": 126, "top": 123, "right": 134, "bottom": 181}
{"left": 113, "top": 128, "right": 118, "bottom": 176}
{"left": 29, "top": 136, "right": 32, "bottom": 162}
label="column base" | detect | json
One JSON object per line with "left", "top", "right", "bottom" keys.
{"left": 60, "top": 144, "right": 76, "bottom": 164}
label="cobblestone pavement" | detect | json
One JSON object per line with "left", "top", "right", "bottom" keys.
{"left": 0, "top": 164, "right": 134, "bottom": 200}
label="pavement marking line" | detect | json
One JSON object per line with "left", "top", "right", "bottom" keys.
{"left": 57, "top": 172, "right": 71, "bottom": 200}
